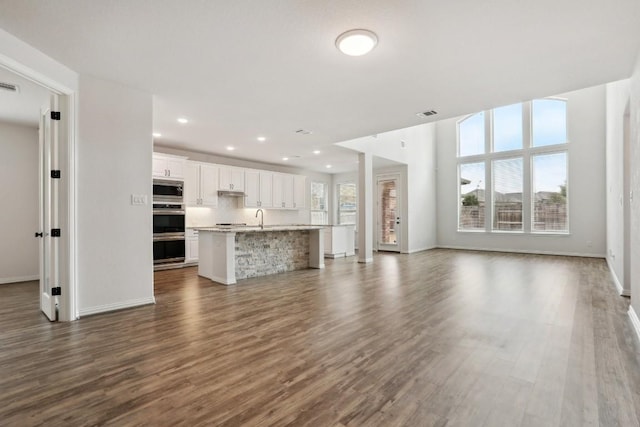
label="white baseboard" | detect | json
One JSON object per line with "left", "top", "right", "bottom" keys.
{"left": 436, "top": 245, "right": 605, "bottom": 259}
{"left": 79, "top": 296, "right": 156, "bottom": 317}
{"left": 628, "top": 305, "right": 640, "bottom": 343}
{"left": 605, "top": 257, "right": 631, "bottom": 296}
{"left": 0, "top": 275, "right": 39, "bottom": 284}
{"left": 403, "top": 246, "right": 437, "bottom": 254}
{"left": 358, "top": 258, "right": 374, "bottom": 263}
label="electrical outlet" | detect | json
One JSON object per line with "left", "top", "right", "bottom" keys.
{"left": 131, "top": 194, "right": 148, "bottom": 205}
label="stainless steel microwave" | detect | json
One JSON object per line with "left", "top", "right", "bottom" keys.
{"left": 153, "top": 179, "right": 183, "bottom": 202}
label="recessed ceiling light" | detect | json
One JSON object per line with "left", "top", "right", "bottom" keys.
{"left": 325, "top": 164, "right": 332, "bottom": 169}
{"left": 226, "top": 146, "right": 235, "bottom": 151}
{"left": 177, "top": 117, "right": 189, "bottom": 124}
{"left": 313, "top": 150, "right": 321, "bottom": 155}
{"left": 257, "top": 136, "right": 266, "bottom": 142}
{"left": 336, "top": 29, "right": 378, "bottom": 56}
{"left": 282, "top": 157, "right": 289, "bottom": 161}
{"left": 152, "top": 133, "right": 162, "bottom": 138}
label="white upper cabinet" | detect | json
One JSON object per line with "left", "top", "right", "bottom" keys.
{"left": 293, "top": 175, "right": 306, "bottom": 209}
{"left": 153, "top": 153, "right": 186, "bottom": 179}
{"left": 259, "top": 171, "right": 273, "bottom": 208}
{"left": 245, "top": 170, "right": 273, "bottom": 208}
{"left": 273, "top": 173, "right": 295, "bottom": 209}
{"left": 185, "top": 161, "right": 218, "bottom": 207}
{"left": 219, "top": 166, "right": 245, "bottom": 192}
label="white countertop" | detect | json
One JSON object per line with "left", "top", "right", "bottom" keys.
{"left": 194, "top": 225, "right": 325, "bottom": 233}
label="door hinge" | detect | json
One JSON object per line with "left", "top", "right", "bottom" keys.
{"left": 51, "top": 111, "right": 61, "bottom": 120}
{"left": 51, "top": 228, "right": 61, "bottom": 237}
{"left": 51, "top": 170, "right": 61, "bottom": 179}
{"left": 51, "top": 287, "right": 61, "bottom": 296}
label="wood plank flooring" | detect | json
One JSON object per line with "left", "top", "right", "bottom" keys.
{"left": 1, "top": 249, "right": 640, "bottom": 426}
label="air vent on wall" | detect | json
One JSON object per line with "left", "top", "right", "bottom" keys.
{"left": 416, "top": 110, "right": 437, "bottom": 118}
{"left": 0, "top": 82, "right": 19, "bottom": 93}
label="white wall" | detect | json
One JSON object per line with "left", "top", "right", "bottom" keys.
{"left": 436, "top": 85, "right": 607, "bottom": 257}
{"left": 629, "top": 54, "right": 640, "bottom": 316}
{"left": 605, "top": 79, "right": 631, "bottom": 294}
{"left": 155, "top": 147, "right": 332, "bottom": 228}
{"left": 0, "top": 121, "right": 39, "bottom": 283}
{"left": 77, "top": 75, "right": 154, "bottom": 316}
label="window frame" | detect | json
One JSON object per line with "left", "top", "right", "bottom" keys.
{"left": 337, "top": 182, "right": 357, "bottom": 225}
{"left": 456, "top": 97, "right": 569, "bottom": 235}
{"left": 310, "top": 181, "right": 328, "bottom": 225}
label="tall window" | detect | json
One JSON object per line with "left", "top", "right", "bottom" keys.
{"left": 457, "top": 98, "right": 568, "bottom": 234}
{"left": 337, "top": 183, "right": 356, "bottom": 225}
{"left": 310, "top": 181, "right": 328, "bottom": 225}
{"left": 532, "top": 152, "right": 567, "bottom": 232}
{"left": 459, "top": 162, "right": 485, "bottom": 230}
{"left": 492, "top": 157, "right": 523, "bottom": 231}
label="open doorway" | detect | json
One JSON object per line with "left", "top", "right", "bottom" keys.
{"left": 0, "top": 66, "right": 61, "bottom": 320}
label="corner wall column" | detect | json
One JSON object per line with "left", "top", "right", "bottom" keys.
{"left": 358, "top": 151, "right": 373, "bottom": 263}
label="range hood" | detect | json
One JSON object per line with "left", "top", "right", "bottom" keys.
{"left": 217, "top": 190, "right": 246, "bottom": 197}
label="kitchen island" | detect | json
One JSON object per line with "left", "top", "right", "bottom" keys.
{"left": 196, "top": 225, "right": 325, "bottom": 285}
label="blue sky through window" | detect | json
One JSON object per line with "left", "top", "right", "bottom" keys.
{"left": 493, "top": 103, "right": 522, "bottom": 152}
{"left": 533, "top": 152, "right": 567, "bottom": 193}
{"left": 459, "top": 112, "right": 484, "bottom": 156}
{"left": 532, "top": 99, "right": 567, "bottom": 147}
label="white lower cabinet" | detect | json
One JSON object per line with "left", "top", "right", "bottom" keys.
{"left": 185, "top": 229, "right": 199, "bottom": 264}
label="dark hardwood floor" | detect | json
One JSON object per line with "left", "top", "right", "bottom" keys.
{"left": 1, "top": 249, "right": 640, "bottom": 426}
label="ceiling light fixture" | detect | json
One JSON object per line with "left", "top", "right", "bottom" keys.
{"left": 177, "top": 117, "right": 189, "bottom": 124}
{"left": 282, "top": 157, "right": 289, "bottom": 161}
{"left": 313, "top": 150, "right": 321, "bottom": 155}
{"left": 336, "top": 29, "right": 378, "bottom": 56}
{"left": 325, "top": 164, "right": 332, "bottom": 169}
{"left": 257, "top": 136, "right": 266, "bottom": 142}
{"left": 152, "top": 133, "right": 162, "bottom": 138}
{"left": 226, "top": 146, "right": 235, "bottom": 151}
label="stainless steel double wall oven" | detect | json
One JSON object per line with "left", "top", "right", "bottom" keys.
{"left": 153, "top": 179, "right": 185, "bottom": 266}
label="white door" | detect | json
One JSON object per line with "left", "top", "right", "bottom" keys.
{"left": 38, "top": 95, "right": 59, "bottom": 321}
{"left": 377, "top": 176, "right": 401, "bottom": 252}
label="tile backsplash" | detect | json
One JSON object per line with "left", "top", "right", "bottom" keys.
{"left": 186, "top": 195, "right": 310, "bottom": 227}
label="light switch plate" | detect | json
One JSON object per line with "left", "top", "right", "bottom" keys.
{"left": 131, "top": 194, "right": 148, "bottom": 205}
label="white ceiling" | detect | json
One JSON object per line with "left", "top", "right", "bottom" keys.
{"left": 0, "top": 66, "right": 50, "bottom": 126}
{"left": 0, "top": 1, "right": 639, "bottom": 173}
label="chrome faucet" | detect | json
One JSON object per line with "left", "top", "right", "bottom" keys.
{"left": 255, "top": 209, "right": 264, "bottom": 229}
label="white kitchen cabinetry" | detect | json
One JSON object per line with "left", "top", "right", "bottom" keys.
{"left": 185, "top": 228, "right": 199, "bottom": 264}
{"left": 324, "top": 225, "right": 356, "bottom": 258}
{"left": 185, "top": 161, "right": 218, "bottom": 207}
{"left": 293, "top": 175, "right": 306, "bottom": 209}
{"left": 272, "top": 173, "right": 295, "bottom": 209}
{"left": 244, "top": 170, "right": 273, "bottom": 208}
{"left": 153, "top": 153, "right": 186, "bottom": 179}
{"left": 219, "top": 166, "right": 245, "bottom": 192}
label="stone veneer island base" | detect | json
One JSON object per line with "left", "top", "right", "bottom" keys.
{"left": 197, "top": 226, "right": 325, "bottom": 285}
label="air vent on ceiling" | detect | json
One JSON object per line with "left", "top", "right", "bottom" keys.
{"left": 416, "top": 110, "right": 437, "bottom": 118}
{"left": 295, "top": 129, "right": 313, "bottom": 135}
{"left": 0, "top": 82, "right": 19, "bottom": 93}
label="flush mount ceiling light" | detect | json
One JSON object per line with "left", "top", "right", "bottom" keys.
{"left": 336, "top": 29, "right": 378, "bottom": 56}
{"left": 152, "top": 133, "right": 162, "bottom": 138}
{"left": 313, "top": 150, "right": 321, "bottom": 155}
{"left": 177, "top": 117, "right": 189, "bottom": 124}
{"left": 257, "top": 136, "right": 266, "bottom": 142}
{"left": 282, "top": 157, "right": 289, "bottom": 161}
{"left": 226, "top": 146, "right": 235, "bottom": 151}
